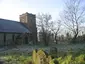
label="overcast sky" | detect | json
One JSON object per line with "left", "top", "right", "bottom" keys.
{"left": 0, "top": 0, "right": 64, "bottom": 21}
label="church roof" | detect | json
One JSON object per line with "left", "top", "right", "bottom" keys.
{"left": 0, "top": 18, "right": 30, "bottom": 33}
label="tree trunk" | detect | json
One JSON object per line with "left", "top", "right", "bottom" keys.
{"left": 71, "top": 33, "right": 78, "bottom": 43}
{"left": 55, "top": 33, "right": 58, "bottom": 44}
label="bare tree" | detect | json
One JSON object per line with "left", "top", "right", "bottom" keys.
{"left": 51, "top": 20, "right": 61, "bottom": 44}
{"left": 61, "top": 0, "right": 85, "bottom": 43}
{"left": 37, "top": 13, "right": 52, "bottom": 46}
{"left": 65, "top": 32, "right": 72, "bottom": 42}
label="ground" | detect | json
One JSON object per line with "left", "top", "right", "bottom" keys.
{"left": 0, "top": 43, "right": 85, "bottom": 54}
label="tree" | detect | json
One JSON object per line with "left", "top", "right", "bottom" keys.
{"left": 61, "top": 0, "right": 85, "bottom": 43}
{"left": 51, "top": 20, "right": 61, "bottom": 44}
{"left": 65, "top": 32, "right": 72, "bottom": 43}
{"left": 37, "top": 13, "right": 52, "bottom": 46}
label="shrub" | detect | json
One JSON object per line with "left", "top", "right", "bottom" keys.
{"left": 32, "top": 49, "right": 55, "bottom": 64}
{"left": 32, "top": 49, "right": 37, "bottom": 64}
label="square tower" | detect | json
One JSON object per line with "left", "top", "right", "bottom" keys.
{"left": 20, "top": 12, "right": 37, "bottom": 44}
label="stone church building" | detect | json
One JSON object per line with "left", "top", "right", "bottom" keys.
{"left": 0, "top": 12, "right": 37, "bottom": 47}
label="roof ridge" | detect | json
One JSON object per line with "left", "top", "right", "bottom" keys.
{"left": 0, "top": 18, "right": 19, "bottom": 22}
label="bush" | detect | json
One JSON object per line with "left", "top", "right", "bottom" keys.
{"left": 32, "top": 49, "right": 55, "bottom": 64}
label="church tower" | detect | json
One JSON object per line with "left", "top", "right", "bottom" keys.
{"left": 20, "top": 12, "right": 37, "bottom": 44}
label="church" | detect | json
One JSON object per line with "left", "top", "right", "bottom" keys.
{"left": 0, "top": 12, "right": 37, "bottom": 47}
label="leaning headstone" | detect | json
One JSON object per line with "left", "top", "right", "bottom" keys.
{"left": 50, "top": 47, "right": 58, "bottom": 58}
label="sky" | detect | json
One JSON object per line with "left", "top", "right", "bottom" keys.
{"left": 0, "top": 0, "right": 64, "bottom": 21}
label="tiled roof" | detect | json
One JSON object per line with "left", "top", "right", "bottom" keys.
{"left": 0, "top": 18, "right": 30, "bottom": 33}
